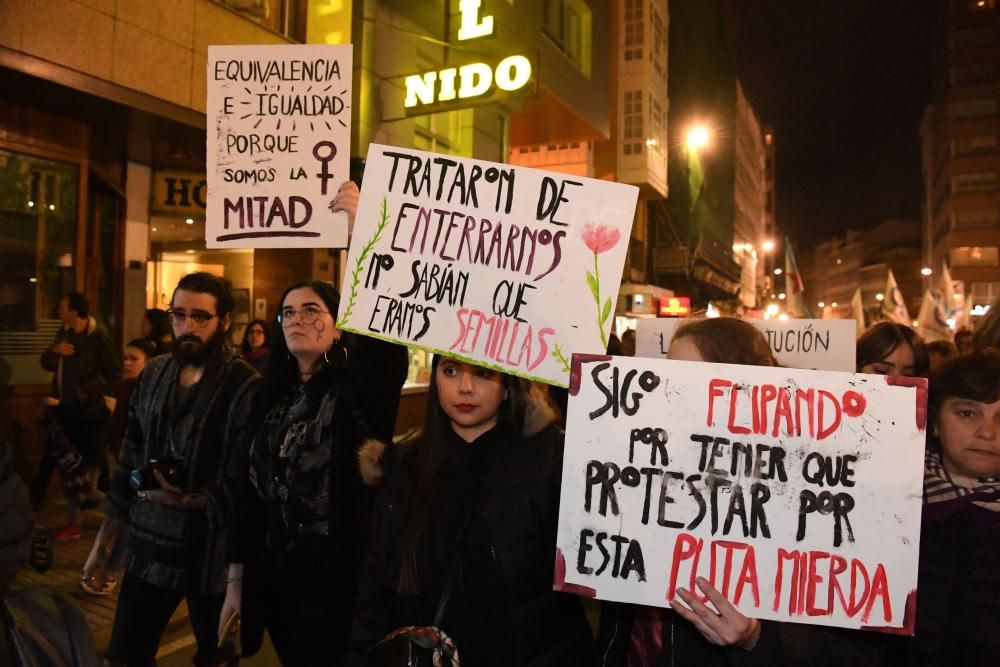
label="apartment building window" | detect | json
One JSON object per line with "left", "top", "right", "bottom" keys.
{"left": 971, "top": 281, "right": 1000, "bottom": 309}
{"left": 950, "top": 62, "right": 999, "bottom": 85}
{"left": 414, "top": 109, "right": 470, "bottom": 156}
{"left": 953, "top": 209, "right": 999, "bottom": 230}
{"left": 649, "top": 98, "right": 666, "bottom": 157}
{"left": 650, "top": 2, "right": 666, "bottom": 76}
{"left": 543, "top": 0, "right": 593, "bottom": 76}
{"left": 949, "top": 26, "right": 997, "bottom": 48}
{"left": 624, "top": 0, "right": 644, "bottom": 62}
{"left": 623, "top": 90, "right": 643, "bottom": 155}
{"left": 952, "top": 134, "right": 998, "bottom": 155}
{"left": 953, "top": 171, "right": 999, "bottom": 192}
{"left": 947, "top": 98, "right": 998, "bottom": 119}
{"left": 950, "top": 246, "right": 1000, "bottom": 267}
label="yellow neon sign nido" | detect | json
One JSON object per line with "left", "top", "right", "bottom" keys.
{"left": 404, "top": 54, "right": 532, "bottom": 108}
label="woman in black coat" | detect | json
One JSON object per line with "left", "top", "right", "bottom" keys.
{"left": 348, "top": 357, "right": 593, "bottom": 666}
{"left": 890, "top": 350, "right": 1000, "bottom": 666}
{"left": 220, "top": 280, "right": 388, "bottom": 665}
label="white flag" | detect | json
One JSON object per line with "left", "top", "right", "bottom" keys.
{"left": 851, "top": 287, "right": 866, "bottom": 336}
{"left": 882, "top": 269, "right": 911, "bottom": 325}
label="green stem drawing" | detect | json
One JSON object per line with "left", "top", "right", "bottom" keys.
{"left": 552, "top": 342, "right": 571, "bottom": 374}
{"left": 337, "top": 196, "right": 389, "bottom": 328}
{"left": 593, "top": 252, "right": 610, "bottom": 350}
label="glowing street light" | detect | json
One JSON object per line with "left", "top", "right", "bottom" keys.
{"left": 818, "top": 301, "right": 825, "bottom": 308}
{"left": 875, "top": 292, "right": 884, "bottom": 302}
{"left": 831, "top": 302, "right": 839, "bottom": 308}
{"left": 921, "top": 267, "right": 932, "bottom": 276}
{"left": 773, "top": 268, "right": 783, "bottom": 276}
{"left": 766, "top": 303, "right": 780, "bottom": 316}
{"left": 778, "top": 293, "right": 786, "bottom": 300}
{"left": 761, "top": 240, "right": 775, "bottom": 252}
{"left": 686, "top": 125, "right": 710, "bottom": 152}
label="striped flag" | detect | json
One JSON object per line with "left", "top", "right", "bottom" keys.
{"left": 784, "top": 239, "right": 812, "bottom": 318}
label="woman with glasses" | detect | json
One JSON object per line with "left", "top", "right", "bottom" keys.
{"left": 239, "top": 319, "right": 272, "bottom": 373}
{"left": 219, "top": 279, "right": 387, "bottom": 665}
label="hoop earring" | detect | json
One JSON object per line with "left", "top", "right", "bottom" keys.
{"left": 323, "top": 342, "right": 349, "bottom": 367}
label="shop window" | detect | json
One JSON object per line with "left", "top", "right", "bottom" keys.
{"left": 950, "top": 246, "right": 1000, "bottom": 267}
{"left": 543, "top": 0, "right": 593, "bottom": 76}
{"left": 0, "top": 149, "right": 79, "bottom": 332}
{"left": 952, "top": 171, "right": 999, "bottom": 192}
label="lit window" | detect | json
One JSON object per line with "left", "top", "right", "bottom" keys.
{"left": 950, "top": 246, "right": 1000, "bottom": 267}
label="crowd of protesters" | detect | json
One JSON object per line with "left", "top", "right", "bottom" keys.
{"left": 3, "top": 184, "right": 1000, "bottom": 666}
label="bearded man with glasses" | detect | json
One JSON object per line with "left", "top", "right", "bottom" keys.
{"left": 82, "top": 271, "right": 259, "bottom": 666}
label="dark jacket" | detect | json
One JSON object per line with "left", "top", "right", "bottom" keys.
{"left": 102, "top": 352, "right": 259, "bottom": 594}
{"left": 228, "top": 363, "right": 380, "bottom": 660}
{"left": 597, "top": 602, "right": 887, "bottom": 667}
{"left": 39, "top": 317, "right": 119, "bottom": 401}
{"left": 889, "top": 494, "right": 1000, "bottom": 666}
{"left": 349, "top": 395, "right": 594, "bottom": 667}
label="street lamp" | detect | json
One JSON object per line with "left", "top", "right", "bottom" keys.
{"left": 921, "top": 267, "right": 932, "bottom": 276}
{"left": 686, "top": 125, "right": 710, "bottom": 152}
{"left": 875, "top": 293, "right": 884, "bottom": 302}
{"left": 818, "top": 301, "right": 825, "bottom": 308}
{"left": 762, "top": 240, "right": 775, "bottom": 252}
{"left": 773, "top": 268, "right": 783, "bottom": 276}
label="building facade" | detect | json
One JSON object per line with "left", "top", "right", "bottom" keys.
{"left": 920, "top": 0, "right": 1000, "bottom": 321}
{"left": 733, "top": 82, "right": 767, "bottom": 308}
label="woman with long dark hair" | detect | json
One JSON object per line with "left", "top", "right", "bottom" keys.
{"left": 856, "top": 321, "right": 928, "bottom": 377}
{"left": 348, "top": 357, "right": 594, "bottom": 666}
{"left": 220, "top": 280, "right": 380, "bottom": 664}
{"left": 141, "top": 308, "right": 172, "bottom": 356}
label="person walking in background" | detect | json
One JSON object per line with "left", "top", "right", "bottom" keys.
{"left": 348, "top": 358, "right": 593, "bottom": 666}
{"left": 239, "top": 319, "right": 272, "bottom": 373}
{"left": 32, "top": 292, "right": 120, "bottom": 508}
{"left": 221, "top": 281, "right": 387, "bottom": 665}
{"left": 141, "top": 307, "right": 173, "bottom": 356}
{"left": 82, "top": 272, "right": 258, "bottom": 666}
{"left": 48, "top": 372, "right": 111, "bottom": 542}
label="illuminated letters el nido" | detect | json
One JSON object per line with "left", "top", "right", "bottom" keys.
{"left": 404, "top": 0, "right": 533, "bottom": 110}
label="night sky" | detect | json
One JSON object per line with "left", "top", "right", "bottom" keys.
{"left": 732, "top": 1, "right": 938, "bottom": 244}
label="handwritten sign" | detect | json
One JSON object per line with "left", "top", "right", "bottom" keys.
{"left": 636, "top": 319, "right": 856, "bottom": 371}
{"left": 554, "top": 354, "right": 925, "bottom": 632}
{"left": 206, "top": 45, "right": 352, "bottom": 248}
{"left": 336, "top": 144, "right": 638, "bottom": 386}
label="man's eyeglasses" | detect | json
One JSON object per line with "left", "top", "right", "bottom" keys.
{"left": 168, "top": 310, "right": 218, "bottom": 327}
{"left": 279, "top": 305, "right": 330, "bottom": 327}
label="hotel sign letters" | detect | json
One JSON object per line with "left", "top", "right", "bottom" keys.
{"left": 404, "top": 0, "right": 534, "bottom": 112}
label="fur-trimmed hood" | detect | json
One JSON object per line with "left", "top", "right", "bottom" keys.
{"left": 358, "top": 383, "right": 560, "bottom": 487}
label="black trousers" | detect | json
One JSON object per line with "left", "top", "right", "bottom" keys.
{"left": 105, "top": 567, "right": 225, "bottom": 666}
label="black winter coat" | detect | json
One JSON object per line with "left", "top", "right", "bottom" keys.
{"left": 349, "top": 406, "right": 594, "bottom": 667}
{"left": 888, "top": 494, "right": 1000, "bottom": 667}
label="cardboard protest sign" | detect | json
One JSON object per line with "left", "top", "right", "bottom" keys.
{"left": 636, "top": 319, "right": 856, "bottom": 371}
{"left": 336, "top": 144, "right": 638, "bottom": 386}
{"left": 554, "top": 354, "right": 926, "bottom": 632}
{"left": 207, "top": 45, "right": 352, "bottom": 248}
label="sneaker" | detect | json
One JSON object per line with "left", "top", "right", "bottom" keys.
{"left": 80, "top": 574, "right": 116, "bottom": 596}
{"left": 54, "top": 523, "right": 81, "bottom": 542}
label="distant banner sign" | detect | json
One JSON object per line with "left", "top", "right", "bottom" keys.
{"left": 636, "top": 319, "right": 856, "bottom": 371}
{"left": 206, "top": 44, "right": 352, "bottom": 248}
{"left": 554, "top": 354, "right": 926, "bottom": 632}
{"left": 336, "top": 144, "right": 638, "bottom": 386}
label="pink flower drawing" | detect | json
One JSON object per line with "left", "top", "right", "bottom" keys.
{"left": 581, "top": 223, "right": 621, "bottom": 350}
{"left": 581, "top": 224, "right": 621, "bottom": 255}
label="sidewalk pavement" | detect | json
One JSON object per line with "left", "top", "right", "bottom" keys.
{"left": 16, "top": 497, "right": 189, "bottom": 656}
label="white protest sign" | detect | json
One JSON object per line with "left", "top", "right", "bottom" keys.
{"left": 636, "top": 319, "right": 857, "bottom": 371}
{"left": 207, "top": 45, "right": 352, "bottom": 248}
{"left": 554, "top": 354, "right": 926, "bottom": 632}
{"left": 336, "top": 144, "right": 638, "bottom": 386}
